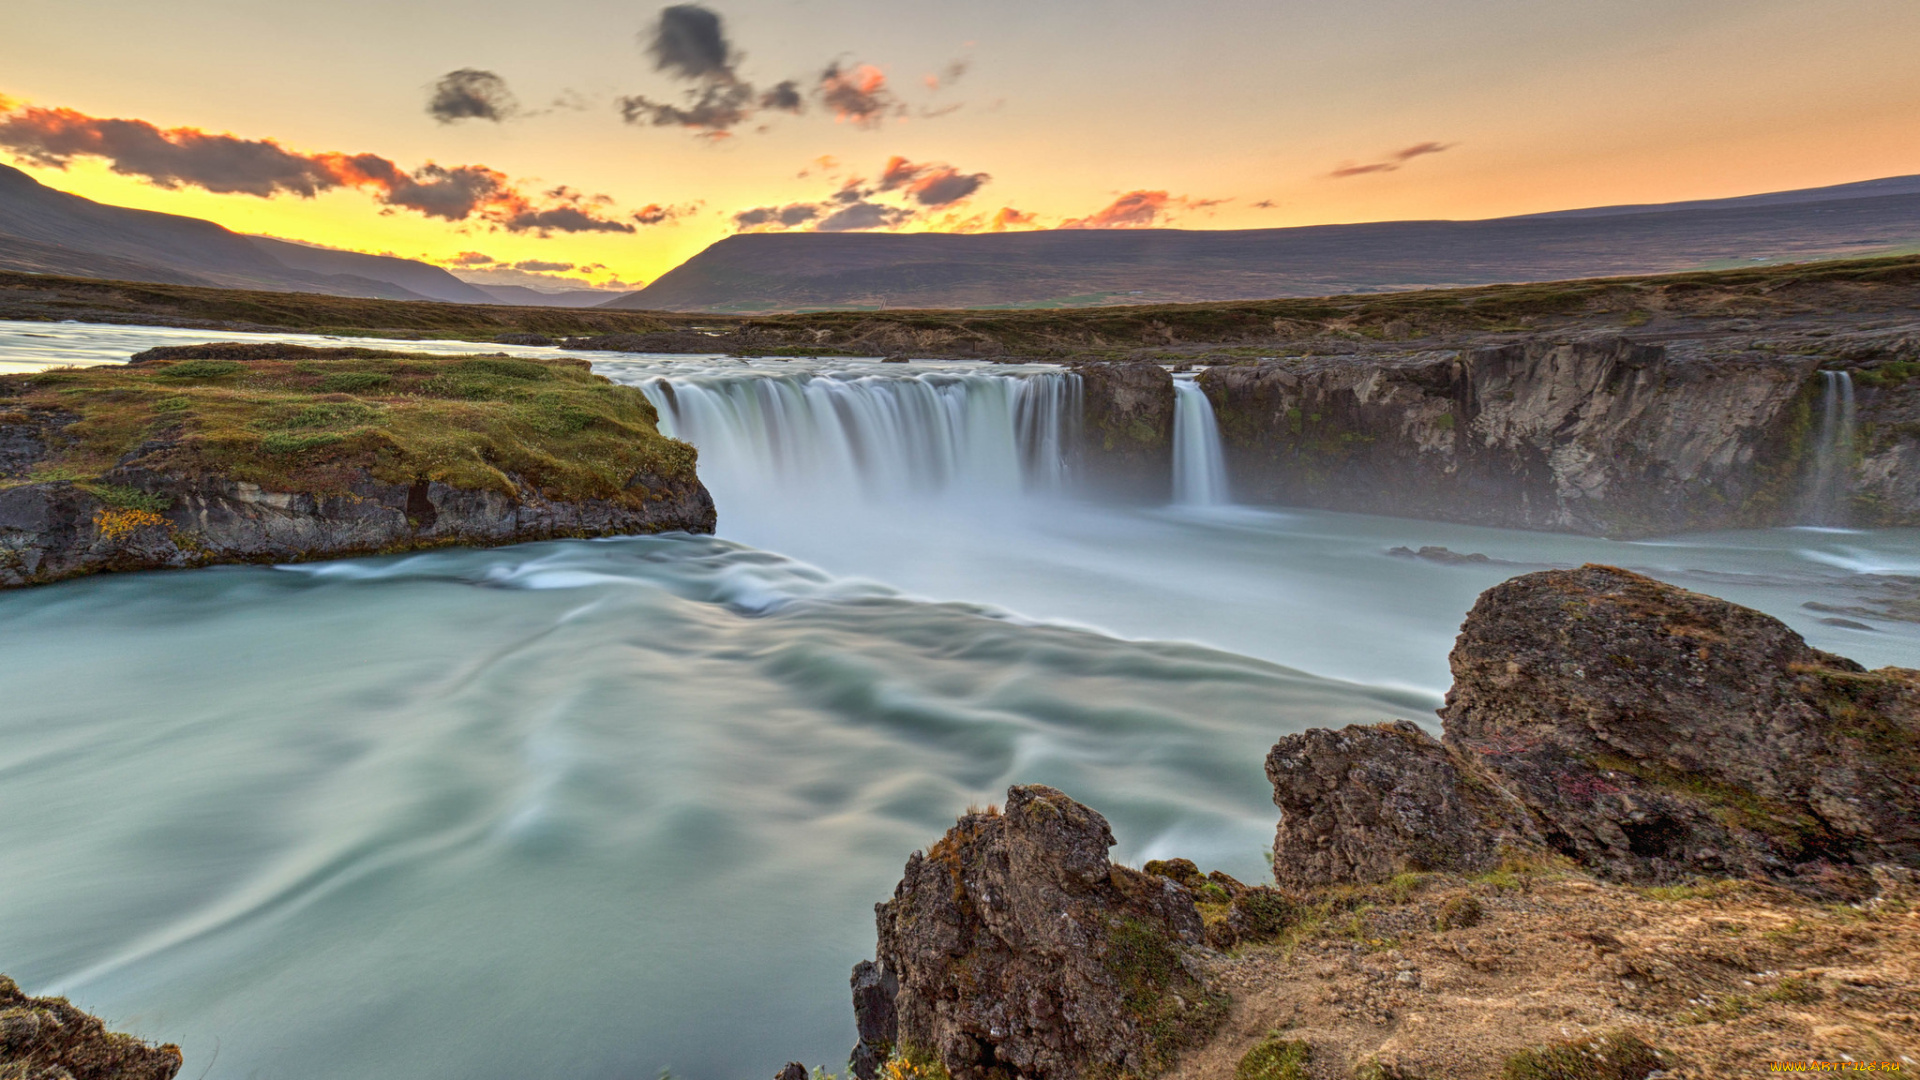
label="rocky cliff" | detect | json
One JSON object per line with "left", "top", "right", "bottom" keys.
{"left": 0, "top": 343, "right": 714, "bottom": 587}
{"left": 1201, "top": 336, "right": 1822, "bottom": 536}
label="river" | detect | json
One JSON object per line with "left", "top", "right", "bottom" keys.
{"left": 0, "top": 320, "right": 1914, "bottom": 1079}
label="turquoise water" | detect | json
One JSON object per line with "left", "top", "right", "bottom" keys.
{"left": 0, "top": 321, "right": 1914, "bottom": 1079}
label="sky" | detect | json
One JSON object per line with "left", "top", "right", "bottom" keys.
{"left": 5, "top": 0, "right": 1920, "bottom": 291}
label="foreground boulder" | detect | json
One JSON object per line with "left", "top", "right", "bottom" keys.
{"left": 1264, "top": 721, "right": 1540, "bottom": 891}
{"left": 851, "top": 785, "right": 1224, "bottom": 1080}
{"left": 1268, "top": 566, "right": 1920, "bottom": 891}
{"left": 0, "top": 975, "right": 180, "bottom": 1079}
{"left": 0, "top": 344, "right": 714, "bottom": 586}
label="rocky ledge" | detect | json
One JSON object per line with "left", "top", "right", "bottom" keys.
{"left": 0, "top": 976, "right": 180, "bottom": 1080}
{"left": 844, "top": 567, "right": 1919, "bottom": 1080}
{"left": 0, "top": 343, "right": 714, "bottom": 587}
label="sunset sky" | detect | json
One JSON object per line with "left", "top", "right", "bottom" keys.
{"left": 6, "top": 0, "right": 1919, "bottom": 291}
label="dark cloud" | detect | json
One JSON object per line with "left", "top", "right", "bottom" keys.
{"left": 758, "top": 80, "right": 805, "bottom": 113}
{"left": 631, "top": 201, "right": 695, "bottom": 225}
{"left": 733, "top": 203, "right": 820, "bottom": 229}
{"left": 816, "top": 200, "right": 912, "bottom": 232}
{"left": 924, "top": 59, "right": 968, "bottom": 91}
{"left": 445, "top": 251, "right": 499, "bottom": 266}
{"left": 649, "top": 4, "right": 735, "bottom": 82}
{"left": 513, "top": 259, "right": 575, "bottom": 272}
{"left": 427, "top": 69, "right": 518, "bottom": 124}
{"left": 0, "top": 102, "right": 642, "bottom": 234}
{"left": 818, "top": 62, "right": 899, "bottom": 128}
{"left": 1329, "top": 141, "right": 1454, "bottom": 178}
{"left": 732, "top": 154, "right": 989, "bottom": 232}
{"left": 618, "top": 81, "right": 754, "bottom": 134}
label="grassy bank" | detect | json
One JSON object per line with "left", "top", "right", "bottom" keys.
{"left": 2, "top": 343, "right": 697, "bottom": 507}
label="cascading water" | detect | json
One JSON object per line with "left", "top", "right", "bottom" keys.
{"left": 1803, "top": 369, "right": 1857, "bottom": 526}
{"left": 637, "top": 365, "right": 1081, "bottom": 507}
{"left": 1172, "top": 378, "right": 1230, "bottom": 506}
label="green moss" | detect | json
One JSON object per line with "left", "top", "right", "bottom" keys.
{"left": 154, "top": 359, "right": 245, "bottom": 379}
{"left": 1501, "top": 1032, "right": 1666, "bottom": 1080}
{"left": 318, "top": 372, "right": 393, "bottom": 393}
{"left": 1235, "top": 1037, "right": 1311, "bottom": 1080}
{"left": 893, "top": 1043, "right": 953, "bottom": 1080}
{"left": 0, "top": 348, "right": 696, "bottom": 508}
{"left": 1435, "top": 411, "right": 1455, "bottom": 431}
{"left": 1104, "top": 917, "right": 1230, "bottom": 1070}
{"left": 1434, "top": 894, "right": 1483, "bottom": 931}
{"left": 80, "top": 483, "right": 173, "bottom": 512}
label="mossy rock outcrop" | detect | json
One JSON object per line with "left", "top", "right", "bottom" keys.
{"left": 0, "top": 975, "right": 181, "bottom": 1080}
{"left": 851, "top": 786, "right": 1225, "bottom": 1080}
{"left": 0, "top": 342, "right": 715, "bottom": 586}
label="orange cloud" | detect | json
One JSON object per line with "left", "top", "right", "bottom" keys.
{"left": 0, "top": 99, "right": 640, "bottom": 234}
{"left": 819, "top": 63, "right": 897, "bottom": 127}
{"left": 934, "top": 206, "right": 1041, "bottom": 233}
{"left": 1061, "top": 191, "right": 1172, "bottom": 228}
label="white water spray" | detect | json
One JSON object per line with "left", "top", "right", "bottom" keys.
{"left": 1172, "top": 378, "right": 1230, "bottom": 506}
{"left": 1804, "top": 369, "right": 1857, "bottom": 526}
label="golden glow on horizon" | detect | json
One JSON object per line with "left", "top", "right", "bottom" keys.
{"left": 4, "top": 0, "right": 1920, "bottom": 286}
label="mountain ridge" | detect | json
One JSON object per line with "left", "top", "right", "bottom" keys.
{"left": 606, "top": 175, "right": 1920, "bottom": 312}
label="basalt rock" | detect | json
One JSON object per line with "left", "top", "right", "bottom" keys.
{"left": 0, "top": 975, "right": 181, "bottom": 1080}
{"left": 1440, "top": 565, "right": 1920, "bottom": 886}
{"left": 1198, "top": 334, "right": 1920, "bottom": 536}
{"left": 850, "top": 785, "right": 1223, "bottom": 1080}
{"left": 1070, "top": 361, "right": 1174, "bottom": 502}
{"left": 1265, "top": 565, "right": 1920, "bottom": 892}
{"left": 1264, "top": 720, "right": 1540, "bottom": 891}
{"left": 0, "top": 461, "right": 715, "bottom": 587}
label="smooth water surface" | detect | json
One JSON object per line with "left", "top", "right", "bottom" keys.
{"left": 0, "top": 321, "right": 1915, "bottom": 1080}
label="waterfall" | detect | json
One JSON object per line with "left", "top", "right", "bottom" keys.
{"left": 1803, "top": 369, "right": 1857, "bottom": 526}
{"left": 1172, "top": 378, "right": 1230, "bottom": 506}
{"left": 639, "top": 369, "right": 1081, "bottom": 508}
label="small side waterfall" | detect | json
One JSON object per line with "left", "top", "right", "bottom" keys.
{"left": 639, "top": 369, "right": 1082, "bottom": 507}
{"left": 1172, "top": 378, "right": 1230, "bottom": 506}
{"left": 1803, "top": 369, "right": 1857, "bottom": 526}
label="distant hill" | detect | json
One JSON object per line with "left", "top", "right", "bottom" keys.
{"left": 464, "top": 283, "right": 629, "bottom": 308}
{"left": 604, "top": 177, "right": 1920, "bottom": 312}
{"left": 0, "top": 164, "right": 616, "bottom": 308}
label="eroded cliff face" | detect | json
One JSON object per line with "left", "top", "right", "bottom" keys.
{"left": 1267, "top": 566, "right": 1920, "bottom": 894}
{"left": 1198, "top": 336, "right": 1841, "bottom": 536}
{"left": 0, "top": 418, "right": 715, "bottom": 587}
